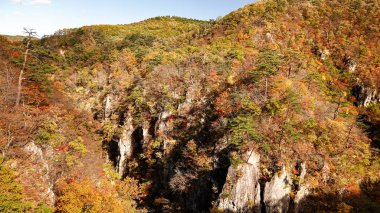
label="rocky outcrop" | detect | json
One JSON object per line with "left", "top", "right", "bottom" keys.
{"left": 105, "top": 94, "right": 113, "bottom": 119}
{"left": 353, "top": 83, "right": 380, "bottom": 107}
{"left": 142, "top": 124, "right": 151, "bottom": 151}
{"left": 23, "top": 142, "right": 55, "bottom": 205}
{"left": 319, "top": 49, "right": 330, "bottom": 61}
{"left": 216, "top": 151, "right": 261, "bottom": 213}
{"left": 155, "top": 111, "right": 175, "bottom": 156}
{"left": 156, "top": 111, "right": 172, "bottom": 135}
{"left": 294, "top": 163, "right": 309, "bottom": 213}
{"left": 214, "top": 152, "right": 313, "bottom": 213}
{"left": 117, "top": 113, "right": 134, "bottom": 176}
{"left": 264, "top": 166, "right": 291, "bottom": 213}
{"left": 344, "top": 56, "right": 357, "bottom": 73}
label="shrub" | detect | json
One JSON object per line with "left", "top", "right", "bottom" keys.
{"left": 102, "top": 120, "right": 115, "bottom": 142}
{"left": 55, "top": 177, "right": 143, "bottom": 213}
{"left": 250, "top": 49, "right": 283, "bottom": 82}
{"left": 0, "top": 158, "right": 31, "bottom": 212}
{"left": 261, "top": 143, "right": 271, "bottom": 153}
{"left": 36, "top": 119, "right": 65, "bottom": 146}
{"left": 68, "top": 137, "right": 87, "bottom": 154}
{"left": 265, "top": 98, "right": 282, "bottom": 116}
{"left": 229, "top": 114, "right": 261, "bottom": 149}
{"left": 65, "top": 137, "right": 87, "bottom": 167}
{"left": 34, "top": 203, "right": 53, "bottom": 213}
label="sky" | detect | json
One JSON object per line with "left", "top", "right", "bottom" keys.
{"left": 0, "top": 0, "right": 255, "bottom": 36}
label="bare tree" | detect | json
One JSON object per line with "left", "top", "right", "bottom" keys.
{"left": 15, "top": 28, "right": 37, "bottom": 107}
{"left": 1, "top": 124, "right": 14, "bottom": 158}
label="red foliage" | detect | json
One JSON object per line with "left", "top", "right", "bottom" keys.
{"left": 319, "top": 67, "right": 327, "bottom": 73}
{"left": 335, "top": 79, "right": 348, "bottom": 90}
{"left": 346, "top": 184, "right": 361, "bottom": 196}
{"left": 167, "top": 115, "right": 175, "bottom": 122}
{"left": 55, "top": 143, "right": 69, "bottom": 153}
{"left": 208, "top": 69, "right": 220, "bottom": 84}
{"left": 9, "top": 50, "right": 21, "bottom": 58}
{"left": 292, "top": 168, "right": 300, "bottom": 175}
{"left": 214, "top": 91, "right": 234, "bottom": 117}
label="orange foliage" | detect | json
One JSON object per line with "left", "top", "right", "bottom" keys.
{"left": 55, "top": 176, "right": 144, "bottom": 213}
{"left": 215, "top": 91, "right": 234, "bottom": 117}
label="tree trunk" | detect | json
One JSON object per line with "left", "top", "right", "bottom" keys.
{"left": 15, "top": 40, "right": 30, "bottom": 107}
{"left": 333, "top": 101, "right": 341, "bottom": 120}
{"left": 346, "top": 123, "right": 354, "bottom": 148}
{"left": 265, "top": 76, "right": 268, "bottom": 102}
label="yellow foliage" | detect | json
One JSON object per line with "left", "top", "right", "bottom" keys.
{"left": 56, "top": 177, "right": 143, "bottom": 213}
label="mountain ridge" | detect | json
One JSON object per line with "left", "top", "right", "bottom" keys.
{"left": 0, "top": 0, "right": 379, "bottom": 212}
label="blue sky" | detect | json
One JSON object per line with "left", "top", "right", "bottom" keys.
{"left": 0, "top": 0, "right": 255, "bottom": 36}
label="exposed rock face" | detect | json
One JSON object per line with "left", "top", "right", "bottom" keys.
{"left": 265, "top": 32, "right": 274, "bottom": 42}
{"left": 23, "top": 142, "right": 55, "bottom": 205}
{"left": 217, "top": 151, "right": 261, "bottom": 213}
{"left": 117, "top": 113, "right": 134, "bottom": 176}
{"left": 156, "top": 111, "right": 172, "bottom": 135}
{"left": 353, "top": 83, "right": 380, "bottom": 107}
{"left": 345, "top": 57, "right": 357, "bottom": 73}
{"left": 264, "top": 166, "right": 291, "bottom": 213}
{"left": 59, "top": 49, "right": 65, "bottom": 57}
{"left": 142, "top": 123, "right": 150, "bottom": 142}
{"left": 142, "top": 125, "right": 151, "bottom": 151}
{"left": 155, "top": 111, "right": 175, "bottom": 156}
{"left": 294, "top": 163, "right": 309, "bottom": 213}
{"left": 177, "top": 82, "right": 201, "bottom": 116}
{"left": 215, "top": 159, "right": 312, "bottom": 213}
{"left": 105, "top": 94, "right": 112, "bottom": 119}
{"left": 319, "top": 49, "right": 330, "bottom": 61}
{"left": 321, "top": 162, "right": 330, "bottom": 184}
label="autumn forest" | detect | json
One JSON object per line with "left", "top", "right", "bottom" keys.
{"left": 0, "top": 0, "right": 379, "bottom": 212}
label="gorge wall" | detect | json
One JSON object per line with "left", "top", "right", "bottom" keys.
{"left": 1, "top": 0, "right": 379, "bottom": 212}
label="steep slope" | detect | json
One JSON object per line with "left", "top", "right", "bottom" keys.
{"left": 0, "top": 1, "right": 379, "bottom": 212}
{"left": 0, "top": 36, "right": 143, "bottom": 212}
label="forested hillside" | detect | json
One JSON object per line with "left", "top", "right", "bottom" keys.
{"left": 0, "top": 0, "right": 379, "bottom": 212}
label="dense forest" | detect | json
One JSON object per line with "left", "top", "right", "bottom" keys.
{"left": 0, "top": 0, "right": 379, "bottom": 212}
